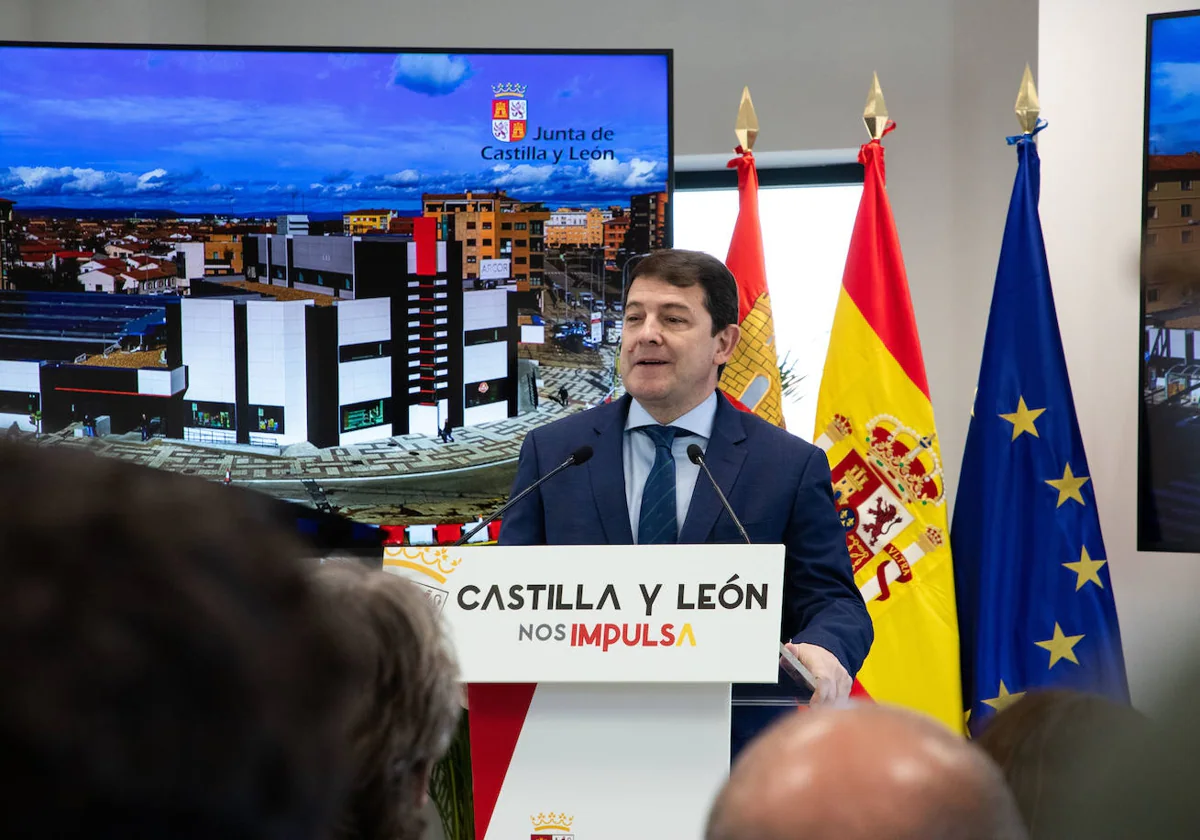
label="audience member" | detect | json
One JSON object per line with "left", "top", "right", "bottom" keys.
{"left": 705, "top": 703, "right": 1028, "bottom": 840}
{"left": 0, "top": 441, "right": 354, "bottom": 839}
{"left": 1039, "top": 670, "right": 1200, "bottom": 839}
{"left": 315, "top": 562, "right": 461, "bottom": 840}
{"left": 975, "top": 689, "right": 1147, "bottom": 838}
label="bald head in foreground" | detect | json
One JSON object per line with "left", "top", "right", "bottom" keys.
{"left": 706, "top": 704, "right": 1028, "bottom": 840}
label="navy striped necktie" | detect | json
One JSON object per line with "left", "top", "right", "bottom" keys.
{"left": 636, "top": 425, "right": 689, "bottom": 544}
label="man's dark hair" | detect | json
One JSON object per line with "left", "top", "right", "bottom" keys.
{"left": 0, "top": 441, "right": 353, "bottom": 840}
{"left": 315, "top": 562, "right": 461, "bottom": 840}
{"left": 628, "top": 248, "right": 740, "bottom": 335}
{"left": 976, "top": 689, "right": 1147, "bottom": 838}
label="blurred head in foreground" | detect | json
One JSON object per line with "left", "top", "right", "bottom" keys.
{"left": 315, "top": 562, "right": 461, "bottom": 840}
{"left": 706, "top": 702, "right": 1028, "bottom": 840}
{"left": 975, "top": 689, "right": 1148, "bottom": 838}
{"left": 0, "top": 441, "right": 353, "bottom": 839}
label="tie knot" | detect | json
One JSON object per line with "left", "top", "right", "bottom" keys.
{"left": 637, "top": 425, "right": 687, "bottom": 450}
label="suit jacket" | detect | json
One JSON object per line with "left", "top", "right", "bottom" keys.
{"left": 498, "top": 392, "right": 873, "bottom": 677}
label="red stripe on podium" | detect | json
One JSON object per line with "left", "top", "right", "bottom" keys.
{"left": 467, "top": 683, "right": 537, "bottom": 840}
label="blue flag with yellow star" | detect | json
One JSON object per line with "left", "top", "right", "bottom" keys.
{"left": 952, "top": 126, "right": 1129, "bottom": 733}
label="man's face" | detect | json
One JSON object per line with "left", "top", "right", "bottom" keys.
{"left": 619, "top": 275, "right": 739, "bottom": 421}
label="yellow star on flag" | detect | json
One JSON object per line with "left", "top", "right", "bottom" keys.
{"left": 999, "top": 396, "right": 1046, "bottom": 441}
{"left": 1063, "top": 546, "right": 1107, "bottom": 591}
{"left": 982, "top": 680, "right": 1025, "bottom": 712}
{"left": 1046, "top": 463, "right": 1090, "bottom": 507}
{"left": 1035, "top": 623, "right": 1085, "bottom": 668}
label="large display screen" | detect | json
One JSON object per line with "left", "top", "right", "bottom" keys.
{"left": 0, "top": 43, "right": 671, "bottom": 537}
{"left": 1140, "top": 13, "right": 1200, "bottom": 551}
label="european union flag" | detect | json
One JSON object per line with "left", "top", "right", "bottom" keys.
{"left": 951, "top": 125, "right": 1129, "bottom": 734}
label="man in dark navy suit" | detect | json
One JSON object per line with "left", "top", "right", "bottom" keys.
{"left": 499, "top": 249, "right": 872, "bottom": 751}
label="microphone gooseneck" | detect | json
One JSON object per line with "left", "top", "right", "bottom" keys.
{"left": 453, "top": 444, "right": 591, "bottom": 546}
{"left": 687, "top": 443, "right": 751, "bottom": 545}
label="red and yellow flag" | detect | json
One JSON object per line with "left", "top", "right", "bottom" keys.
{"left": 814, "top": 126, "right": 962, "bottom": 730}
{"left": 721, "top": 143, "right": 873, "bottom": 702}
{"left": 718, "top": 146, "right": 784, "bottom": 426}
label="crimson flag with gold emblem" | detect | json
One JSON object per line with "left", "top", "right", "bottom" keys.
{"left": 718, "top": 146, "right": 785, "bottom": 425}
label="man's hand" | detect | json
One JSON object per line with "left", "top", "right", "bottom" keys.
{"left": 785, "top": 642, "right": 852, "bottom": 705}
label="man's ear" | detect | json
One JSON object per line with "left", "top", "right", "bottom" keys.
{"left": 714, "top": 323, "right": 741, "bottom": 365}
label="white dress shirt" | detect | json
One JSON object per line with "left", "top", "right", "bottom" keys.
{"left": 623, "top": 391, "right": 718, "bottom": 543}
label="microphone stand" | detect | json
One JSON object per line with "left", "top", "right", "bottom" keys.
{"left": 687, "top": 444, "right": 818, "bottom": 692}
{"left": 453, "top": 449, "right": 589, "bottom": 546}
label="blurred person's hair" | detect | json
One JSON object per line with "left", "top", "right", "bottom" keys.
{"left": 0, "top": 440, "right": 353, "bottom": 839}
{"left": 315, "top": 562, "right": 461, "bottom": 840}
{"left": 975, "top": 689, "right": 1147, "bottom": 838}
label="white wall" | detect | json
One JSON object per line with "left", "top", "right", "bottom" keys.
{"left": 337, "top": 297, "right": 390, "bottom": 344}
{"left": 337, "top": 298, "right": 392, "bottom": 442}
{"left": 0, "top": 360, "right": 41, "bottom": 432}
{"left": 464, "top": 343, "right": 507, "bottom": 384}
{"left": 281, "top": 303, "right": 309, "bottom": 442}
{"left": 180, "top": 298, "right": 235, "bottom": 404}
{"left": 464, "top": 402, "right": 509, "bottom": 426}
{"left": 0, "top": 360, "right": 41, "bottom": 393}
{"left": 246, "top": 300, "right": 309, "bottom": 445}
{"left": 339, "top": 356, "right": 390, "bottom": 407}
{"left": 174, "top": 241, "right": 205, "bottom": 288}
{"left": 339, "top": 425, "right": 385, "bottom": 446}
{"left": 0, "top": 412, "right": 35, "bottom": 432}
{"left": 1041, "top": 0, "right": 1200, "bottom": 707}
{"left": 409, "top": 402, "right": 441, "bottom": 437}
{"left": 462, "top": 289, "right": 508, "bottom": 332}
{"left": 136, "top": 369, "right": 173, "bottom": 397}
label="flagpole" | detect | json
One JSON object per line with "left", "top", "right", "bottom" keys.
{"left": 719, "top": 85, "right": 786, "bottom": 425}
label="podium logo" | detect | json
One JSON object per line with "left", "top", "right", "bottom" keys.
{"left": 531, "top": 811, "right": 574, "bottom": 839}
{"left": 382, "top": 546, "right": 461, "bottom": 612}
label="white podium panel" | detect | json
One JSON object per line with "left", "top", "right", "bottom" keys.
{"left": 383, "top": 544, "right": 786, "bottom": 683}
{"left": 487, "top": 683, "right": 730, "bottom": 840}
{"left": 382, "top": 543, "right": 787, "bottom": 840}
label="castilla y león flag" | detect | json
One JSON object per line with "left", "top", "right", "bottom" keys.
{"left": 813, "top": 124, "right": 963, "bottom": 731}
{"left": 718, "top": 146, "right": 785, "bottom": 427}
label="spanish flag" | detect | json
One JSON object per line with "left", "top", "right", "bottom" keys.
{"left": 813, "top": 124, "right": 963, "bottom": 731}
{"left": 718, "top": 145, "right": 784, "bottom": 427}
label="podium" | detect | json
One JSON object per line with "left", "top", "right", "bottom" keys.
{"left": 384, "top": 543, "right": 787, "bottom": 840}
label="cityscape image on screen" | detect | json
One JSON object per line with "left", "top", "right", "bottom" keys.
{"left": 0, "top": 44, "right": 672, "bottom": 533}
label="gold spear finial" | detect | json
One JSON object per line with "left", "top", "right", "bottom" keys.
{"left": 1015, "top": 63, "right": 1040, "bottom": 134}
{"left": 735, "top": 86, "right": 758, "bottom": 151}
{"left": 863, "top": 72, "right": 888, "bottom": 141}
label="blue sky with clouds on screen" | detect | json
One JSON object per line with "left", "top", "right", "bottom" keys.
{"left": 0, "top": 46, "right": 669, "bottom": 214}
{"left": 1149, "top": 15, "right": 1200, "bottom": 155}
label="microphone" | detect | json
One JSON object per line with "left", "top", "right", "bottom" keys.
{"left": 687, "top": 443, "right": 750, "bottom": 545}
{"left": 687, "top": 443, "right": 817, "bottom": 691}
{"left": 453, "top": 445, "right": 593, "bottom": 546}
